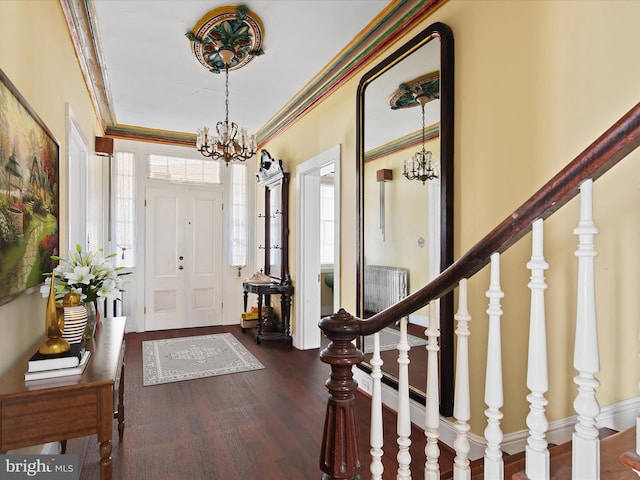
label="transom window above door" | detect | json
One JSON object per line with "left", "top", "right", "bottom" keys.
{"left": 148, "top": 154, "right": 221, "bottom": 184}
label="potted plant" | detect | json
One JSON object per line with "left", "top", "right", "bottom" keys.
{"left": 41, "top": 244, "right": 129, "bottom": 338}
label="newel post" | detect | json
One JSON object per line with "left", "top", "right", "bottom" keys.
{"left": 319, "top": 308, "right": 364, "bottom": 480}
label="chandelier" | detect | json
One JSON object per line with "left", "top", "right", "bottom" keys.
{"left": 188, "top": 5, "right": 265, "bottom": 165}
{"left": 196, "top": 48, "right": 256, "bottom": 165}
{"left": 402, "top": 97, "right": 438, "bottom": 184}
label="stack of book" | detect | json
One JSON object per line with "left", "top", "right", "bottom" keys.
{"left": 25, "top": 342, "right": 91, "bottom": 381}
{"left": 241, "top": 307, "right": 260, "bottom": 328}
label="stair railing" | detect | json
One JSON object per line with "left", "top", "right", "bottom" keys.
{"left": 319, "top": 101, "right": 640, "bottom": 479}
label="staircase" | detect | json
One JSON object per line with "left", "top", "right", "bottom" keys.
{"left": 318, "top": 102, "right": 640, "bottom": 479}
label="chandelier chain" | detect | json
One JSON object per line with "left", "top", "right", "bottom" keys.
{"left": 225, "top": 66, "right": 230, "bottom": 126}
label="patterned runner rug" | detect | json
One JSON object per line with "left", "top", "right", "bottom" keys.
{"left": 363, "top": 326, "right": 428, "bottom": 354}
{"left": 142, "top": 333, "right": 264, "bottom": 386}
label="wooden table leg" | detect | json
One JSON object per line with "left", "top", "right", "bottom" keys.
{"left": 117, "top": 360, "right": 125, "bottom": 442}
{"left": 99, "top": 440, "right": 112, "bottom": 480}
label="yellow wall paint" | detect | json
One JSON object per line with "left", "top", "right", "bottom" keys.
{"left": 262, "top": 0, "right": 640, "bottom": 435}
{"left": 0, "top": 1, "right": 103, "bottom": 375}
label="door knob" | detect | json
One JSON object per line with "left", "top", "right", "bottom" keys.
{"left": 179, "top": 265, "right": 184, "bottom": 270}
{"left": 179, "top": 256, "right": 184, "bottom": 260}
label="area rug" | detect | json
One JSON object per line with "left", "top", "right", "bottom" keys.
{"left": 142, "top": 333, "right": 264, "bottom": 386}
{"left": 363, "top": 327, "right": 428, "bottom": 354}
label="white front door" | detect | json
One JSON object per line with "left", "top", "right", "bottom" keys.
{"left": 145, "top": 185, "right": 223, "bottom": 331}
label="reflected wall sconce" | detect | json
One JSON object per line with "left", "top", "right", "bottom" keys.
{"left": 377, "top": 169, "right": 392, "bottom": 241}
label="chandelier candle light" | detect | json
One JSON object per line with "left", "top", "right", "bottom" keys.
{"left": 402, "top": 96, "right": 439, "bottom": 184}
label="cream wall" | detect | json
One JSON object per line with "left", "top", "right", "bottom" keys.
{"left": 0, "top": 1, "right": 103, "bottom": 375}
{"left": 262, "top": 0, "right": 640, "bottom": 435}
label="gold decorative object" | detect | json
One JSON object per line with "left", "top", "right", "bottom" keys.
{"left": 39, "top": 272, "right": 71, "bottom": 355}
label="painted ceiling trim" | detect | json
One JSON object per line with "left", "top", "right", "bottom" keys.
{"left": 60, "top": 0, "right": 445, "bottom": 146}
{"left": 60, "top": 0, "right": 116, "bottom": 131}
{"left": 364, "top": 124, "right": 440, "bottom": 163}
{"left": 257, "top": 0, "right": 445, "bottom": 143}
{"left": 105, "top": 124, "right": 195, "bottom": 147}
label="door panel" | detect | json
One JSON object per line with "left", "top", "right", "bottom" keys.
{"left": 188, "top": 191, "right": 222, "bottom": 327}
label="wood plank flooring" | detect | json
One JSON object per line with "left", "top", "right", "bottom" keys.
{"left": 67, "top": 324, "right": 454, "bottom": 479}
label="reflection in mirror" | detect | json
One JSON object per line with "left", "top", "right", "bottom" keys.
{"left": 357, "top": 23, "right": 454, "bottom": 414}
{"left": 269, "top": 185, "right": 282, "bottom": 277}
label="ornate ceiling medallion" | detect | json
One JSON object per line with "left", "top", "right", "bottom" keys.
{"left": 389, "top": 71, "right": 440, "bottom": 110}
{"left": 186, "top": 4, "right": 265, "bottom": 74}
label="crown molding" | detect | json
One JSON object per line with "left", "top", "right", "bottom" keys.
{"left": 60, "top": 0, "right": 116, "bottom": 132}
{"left": 61, "top": 0, "right": 446, "bottom": 145}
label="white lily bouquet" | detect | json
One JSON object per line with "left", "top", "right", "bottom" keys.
{"left": 41, "top": 244, "right": 128, "bottom": 304}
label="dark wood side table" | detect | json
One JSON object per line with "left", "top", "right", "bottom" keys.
{"left": 243, "top": 280, "right": 293, "bottom": 345}
{"left": 0, "top": 316, "right": 126, "bottom": 480}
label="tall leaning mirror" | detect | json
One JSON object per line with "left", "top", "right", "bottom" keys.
{"left": 356, "top": 22, "right": 454, "bottom": 415}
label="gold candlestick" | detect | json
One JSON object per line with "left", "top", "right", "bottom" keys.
{"left": 39, "top": 272, "right": 71, "bottom": 355}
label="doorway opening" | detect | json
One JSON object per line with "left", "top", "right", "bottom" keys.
{"left": 295, "top": 145, "right": 341, "bottom": 349}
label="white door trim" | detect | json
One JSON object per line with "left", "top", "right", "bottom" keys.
{"left": 65, "top": 104, "right": 89, "bottom": 252}
{"left": 295, "top": 144, "right": 341, "bottom": 349}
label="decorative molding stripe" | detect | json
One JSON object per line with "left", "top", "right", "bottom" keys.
{"left": 364, "top": 124, "right": 440, "bottom": 163}
{"left": 62, "top": 0, "right": 446, "bottom": 144}
{"left": 105, "top": 124, "right": 195, "bottom": 147}
{"left": 60, "top": 0, "right": 116, "bottom": 131}
{"left": 257, "top": 0, "right": 446, "bottom": 144}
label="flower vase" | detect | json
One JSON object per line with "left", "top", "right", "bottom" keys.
{"left": 84, "top": 301, "right": 97, "bottom": 339}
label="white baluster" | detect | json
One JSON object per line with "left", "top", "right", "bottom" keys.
{"left": 370, "top": 332, "right": 384, "bottom": 480}
{"left": 484, "top": 253, "right": 505, "bottom": 479}
{"left": 425, "top": 300, "right": 441, "bottom": 480}
{"left": 572, "top": 179, "right": 601, "bottom": 480}
{"left": 453, "top": 279, "right": 472, "bottom": 480}
{"left": 397, "top": 316, "right": 412, "bottom": 479}
{"left": 525, "top": 218, "right": 550, "bottom": 480}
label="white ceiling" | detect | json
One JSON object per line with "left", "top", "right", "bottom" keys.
{"left": 92, "top": 0, "right": 391, "bottom": 137}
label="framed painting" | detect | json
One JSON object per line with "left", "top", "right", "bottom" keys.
{"left": 0, "top": 68, "right": 59, "bottom": 306}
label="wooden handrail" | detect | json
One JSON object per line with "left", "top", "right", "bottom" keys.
{"left": 318, "top": 101, "right": 640, "bottom": 479}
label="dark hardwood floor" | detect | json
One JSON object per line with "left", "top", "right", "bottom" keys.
{"left": 67, "top": 324, "right": 453, "bottom": 479}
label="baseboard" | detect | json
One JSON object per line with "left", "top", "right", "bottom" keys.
{"left": 352, "top": 366, "right": 640, "bottom": 461}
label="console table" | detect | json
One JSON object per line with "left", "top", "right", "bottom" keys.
{"left": 0, "top": 316, "right": 126, "bottom": 480}
{"left": 243, "top": 280, "right": 293, "bottom": 345}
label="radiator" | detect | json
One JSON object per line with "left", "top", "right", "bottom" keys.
{"left": 97, "top": 293, "right": 123, "bottom": 318}
{"left": 364, "top": 265, "right": 408, "bottom": 314}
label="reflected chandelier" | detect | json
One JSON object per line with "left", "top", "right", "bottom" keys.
{"left": 195, "top": 48, "right": 257, "bottom": 165}
{"left": 402, "top": 97, "right": 438, "bottom": 184}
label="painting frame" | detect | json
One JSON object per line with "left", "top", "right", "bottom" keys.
{"left": 0, "top": 68, "right": 60, "bottom": 306}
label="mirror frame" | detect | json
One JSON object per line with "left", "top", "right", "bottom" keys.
{"left": 356, "top": 22, "right": 454, "bottom": 415}
{"left": 257, "top": 150, "right": 291, "bottom": 283}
